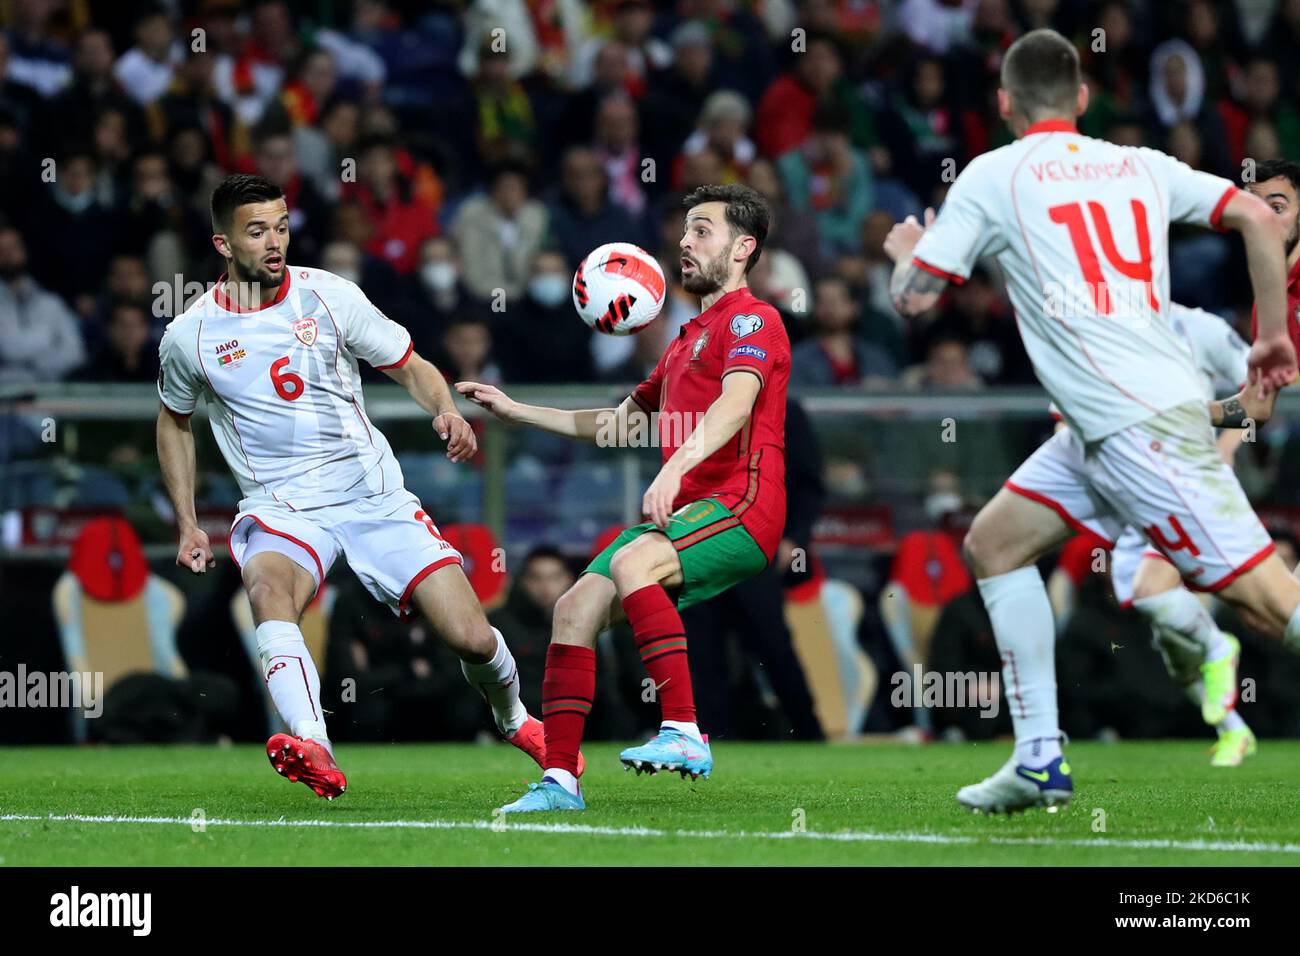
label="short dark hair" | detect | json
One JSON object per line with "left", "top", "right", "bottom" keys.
{"left": 210, "top": 174, "right": 285, "bottom": 232}
{"left": 1252, "top": 159, "right": 1300, "bottom": 193}
{"left": 682, "top": 183, "right": 770, "bottom": 274}
{"left": 1001, "top": 28, "right": 1081, "bottom": 121}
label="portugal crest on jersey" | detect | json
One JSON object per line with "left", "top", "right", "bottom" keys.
{"left": 293, "top": 316, "right": 318, "bottom": 346}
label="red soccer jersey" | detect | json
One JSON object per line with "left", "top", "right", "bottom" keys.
{"left": 1250, "top": 256, "right": 1300, "bottom": 353}
{"left": 630, "top": 287, "right": 790, "bottom": 560}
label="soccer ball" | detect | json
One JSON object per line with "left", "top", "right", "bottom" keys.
{"left": 572, "top": 242, "right": 666, "bottom": 335}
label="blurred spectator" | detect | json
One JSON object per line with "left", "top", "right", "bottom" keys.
{"left": 593, "top": 91, "right": 649, "bottom": 218}
{"left": 1146, "top": 40, "right": 1232, "bottom": 177}
{"left": 792, "top": 276, "right": 897, "bottom": 387}
{"left": 674, "top": 90, "right": 755, "bottom": 189}
{"left": 570, "top": 0, "right": 670, "bottom": 93}
{"left": 297, "top": 95, "right": 360, "bottom": 201}
{"left": 344, "top": 135, "right": 439, "bottom": 276}
{"left": 3, "top": 0, "right": 73, "bottom": 97}
{"left": 0, "top": 225, "right": 86, "bottom": 385}
{"left": 487, "top": 546, "right": 576, "bottom": 717}
{"left": 0, "top": 33, "right": 39, "bottom": 133}
{"left": 642, "top": 22, "right": 715, "bottom": 171}
{"left": 778, "top": 99, "right": 874, "bottom": 256}
{"left": 156, "top": 49, "right": 247, "bottom": 180}
{"left": 902, "top": 334, "right": 983, "bottom": 390}
{"left": 113, "top": 5, "right": 183, "bottom": 106}
{"left": 37, "top": 30, "right": 144, "bottom": 161}
{"left": 438, "top": 316, "right": 500, "bottom": 385}
{"left": 922, "top": 266, "right": 1033, "bottom": 384}
{"left": 281, "top": 47, "right": 338, "bottom": 128}
{"left": 402, "top": 235, "right": 479, "bottom": 334}
{"left": 747, "top": 157, "right": 826, "bottom": 282}
{"left": 547, "top": 146, "right": 648, "bottom": 268}
{"left": 252, "top": 121, "right": 331, "bottom": 266}
{"left": 1221, "top": 58, "right": 1300, "bottom": 168}
{"left": 878, "top": 55, "right": 962, "bottom": 205}
{"left": 450, "top": 160, "right": 547, "bottom": 301}
{"left": 469, "top": 41, "right": 537, "bottom": 169}
{"left": 120, "top": 150, "right": 210, "bottom": 280}
{"left": 755, "top": 32, "right": 844, "bottom": 158}
{"left": 23, "top": 145, "right": 115, "bottom": 316}
{"left": 497, "top": 248, "right": 595, "bottom": 384}
{"left": 73, "top": 299, "right": 158, "bottom": 383}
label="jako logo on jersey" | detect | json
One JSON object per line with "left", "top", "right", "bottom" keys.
{"left": 293, "top": 317, "right": 318, "bottom": 346}
{"left": 729, "top": 313, "right": 764, "bottom": 338}
{"left": 214, "top": 339, "right": 240, "bottom": 354}
{"left": 728, "top": 344, "right": 767, "bottom": 361}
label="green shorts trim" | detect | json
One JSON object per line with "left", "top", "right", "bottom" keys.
{"left": 583, "top": 498, "right": 769, "bottom": 610}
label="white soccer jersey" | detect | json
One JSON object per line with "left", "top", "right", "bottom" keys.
{"left": 911, "top": 119, "right": 1240, "bottom": 442}
{"left": 1169, "top": 302, "right": 1250, "bottom": 399}
{"left": 158, "top": 266, "right": 414, "bottom": 511}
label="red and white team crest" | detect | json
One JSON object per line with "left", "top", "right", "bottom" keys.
{"left": 293, "top": 316, "right": 318, "bottom": 346}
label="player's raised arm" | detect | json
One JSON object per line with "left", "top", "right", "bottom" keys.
{"left": 383, "top": 352, "right": 477, "bottom": 462}
{"left": 1219, "top": 190, "right": 1297, "bottom": 396}
{"left": 884, "top": 208, "right": 949, "bottom": 316}
{"left": 455, "top": 380, "right": 636, "bottom": 443}
{"left": 641, "top": 370, "right": 761, "bottom": 529}
{"left": 156, "top": 404, "right": 215, "bottom": 574}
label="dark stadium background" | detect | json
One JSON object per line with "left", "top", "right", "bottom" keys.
{"left": 3, "top": 0, "right": 1300, "bottom": 748}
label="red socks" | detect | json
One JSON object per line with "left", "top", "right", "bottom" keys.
{"left": 541, "top": 643, "right": 595, "bottom": 777}
{"left": 623, "top": 584, "right": 696, "bottom": 722}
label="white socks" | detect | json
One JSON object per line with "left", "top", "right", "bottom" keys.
{"left": 460, "top": 627, "right": 528, "bottom": 737}
{"left": 977, "top": 567, "right": 1062, "bottom": 767}
{"left": 543, "top": 768, "right": 580, "bottom": 795}
{"left": 256, "top": 620, "right": 331, "bottom": 754}
{"left": 1133, "top": 588, "right": 1231, "bottom": 662}
{"left": 661, "top": 720, "right": 702, "bottom": 741}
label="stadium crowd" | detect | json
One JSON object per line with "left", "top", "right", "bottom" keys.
{"left": 3, "top": 0, "right": 1297, "bottom": 390}
{"left": 8, "top": 0, "right": 1300, "bottom": 748}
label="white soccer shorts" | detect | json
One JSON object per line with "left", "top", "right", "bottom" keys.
{"left": 228, "top": 487, "right": 463, "bottom": 617}
{"left": 1005, "top": 402, "right": 1272, "bottom": 594}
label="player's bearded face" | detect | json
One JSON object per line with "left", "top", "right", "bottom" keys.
{"left": 681, "top": 244, "right": 729, "bottom": 295}
{"left": 225, "top": 200, "right": 290, "bottom": 289}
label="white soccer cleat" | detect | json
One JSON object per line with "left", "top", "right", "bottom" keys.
{"left": 956, "top": 755, "right": 1073, "bottom": 814}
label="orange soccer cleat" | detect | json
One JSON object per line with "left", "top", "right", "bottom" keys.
{"left": 507, "top": 716, "right": 585, "bottom": 777}
{"left": 266, "top": 733, "right": 348, "bottom": 800}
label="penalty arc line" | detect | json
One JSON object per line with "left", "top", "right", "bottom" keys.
{"left": 1, "top": 813, "right": 1298, "bottom": 854}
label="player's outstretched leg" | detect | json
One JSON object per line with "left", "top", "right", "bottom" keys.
{"left": 608, "top": 534, "right": 713, "bottom": 781}
{"left": 245, "top": 551, "right": 348, "bottom": 799}
{"left": 410, "top": 565, "right": 584, "bottom": 775}
{"left": 1139, "top": 591, "right": 1257, "bottom": 766}
{"left": 957, "top": 486, "right": 1076, "bottom": 814}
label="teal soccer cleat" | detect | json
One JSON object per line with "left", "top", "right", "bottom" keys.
{"left": 497, "top": 779, "right": 586, "bottom": 814}
{"left": 619, "top": 728, "right": 713, "bottom": 779}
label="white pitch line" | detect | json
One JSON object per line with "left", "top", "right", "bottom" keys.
{"left": 2, "top": 813, "right": 1298, "bottom": 854}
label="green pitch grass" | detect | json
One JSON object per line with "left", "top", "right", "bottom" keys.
{"left": 1, "top": 741, "right": 1297, "bottom": 866}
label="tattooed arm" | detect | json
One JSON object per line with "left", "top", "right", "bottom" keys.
{"left": 1209, "top": 388, "right": 1278, "bottom": 428}
{"left": 884, "top": 208, "right": 948, "bottom": 316}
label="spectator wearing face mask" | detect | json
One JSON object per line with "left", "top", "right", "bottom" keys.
{"left": 396, "top": 235, "right": 490, "bottom": 345}
{"left": 496, "top": 249, "right": 595, "bottom": 384}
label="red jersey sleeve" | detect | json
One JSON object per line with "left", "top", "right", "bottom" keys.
{"left": 630, "top": 352, "right": 665, "bottom": 413}
{"left": 721, "top": 305, "right": 787, "bottom": 389}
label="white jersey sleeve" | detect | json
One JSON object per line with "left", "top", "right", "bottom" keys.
{"left": 1145, "top": 149, "right": 1238, "bottom": 229}
{"left": 157, "top": 318, "right": 205, "bottom": 415}
{"left": 1170, "top": 303, "right": 1250, "bottom": 392}
{"left": 910, "top": 154, "right": 1005, "bottom": 284}
{"left": 323, "top": 279, "right": 412, "bottom": 370}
